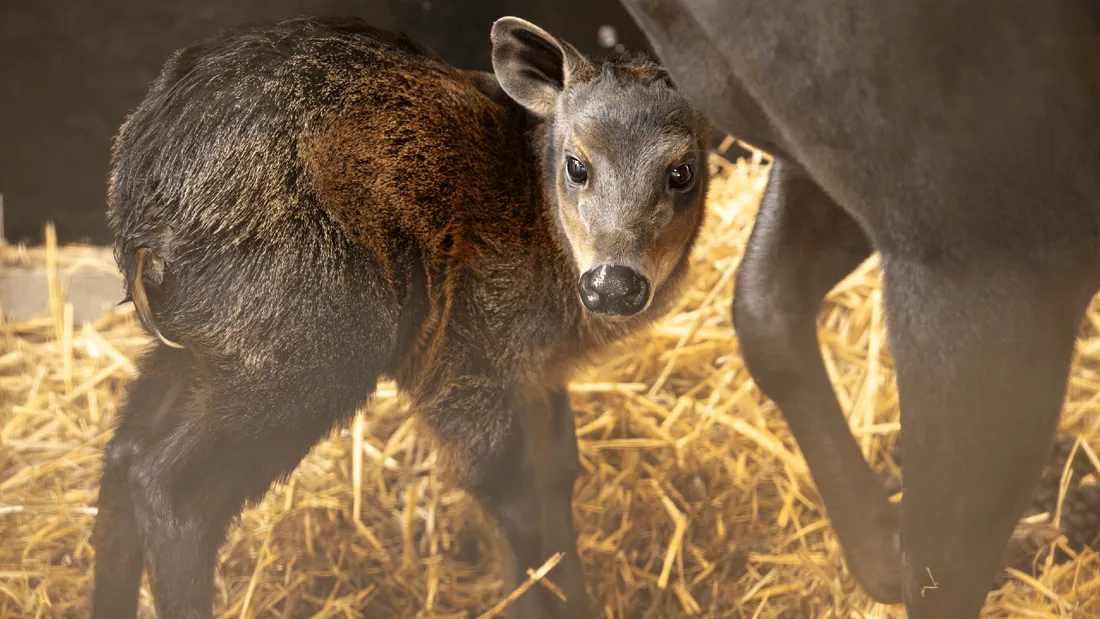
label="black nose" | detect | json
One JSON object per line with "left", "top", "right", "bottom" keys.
{"left": 579, "top": 265, "right": 651, "bottom": 316}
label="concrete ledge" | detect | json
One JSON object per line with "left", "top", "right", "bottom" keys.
{"left": 1, "top": 245, "right": 125, "bottom": 324}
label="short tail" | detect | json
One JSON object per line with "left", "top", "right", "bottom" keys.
{"left": 129, "top": 247, "right": 185, "bottom": 349}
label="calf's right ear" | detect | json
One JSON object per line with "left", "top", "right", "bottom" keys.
{"left": 490, "top": 17, "right": 593, "bottom": 117}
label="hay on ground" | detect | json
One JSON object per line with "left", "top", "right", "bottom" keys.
{"left": 3, "top": 148, "right": 1100, "bottom": 618}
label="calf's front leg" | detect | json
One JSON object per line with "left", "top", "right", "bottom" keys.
{"left": 529, "top": 386, "right": 589, "bottom": 617}
{"left": 418, "top": 375, "right": 575, "bottom": 619}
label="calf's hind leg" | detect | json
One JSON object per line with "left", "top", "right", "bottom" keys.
{"left": 883, "top": 258, "right": 1092, "bottom": 618}
{"left": 92, "top": 345, "right": 189, "bottom": 619}
{"left": 731, "top": 159, "right": 903, "bottom": 603}
{"left": 92, "top": 347, "right": 387, "bottom": 619}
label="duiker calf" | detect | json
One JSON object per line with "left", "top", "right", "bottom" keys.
{"left": 91, "top": 14, "right": 710, "bottom": 619}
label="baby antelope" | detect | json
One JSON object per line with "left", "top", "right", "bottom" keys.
{"left": 92, "top": 15, "right": 710, "bottom": 619}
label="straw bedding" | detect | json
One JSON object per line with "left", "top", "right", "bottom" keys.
{"left": 3, "top": 148, "right": 1100, "bottom": 618}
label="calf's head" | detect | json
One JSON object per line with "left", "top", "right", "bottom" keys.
{"left": 491, "top": 17, "right": 710, "bottom": 318}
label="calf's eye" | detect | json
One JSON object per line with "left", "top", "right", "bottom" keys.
{"left": 565, "top": 156, "right": 588, "bottom": 184}
{"left": 669, "top": 164, "right": 694, "bottom": 191}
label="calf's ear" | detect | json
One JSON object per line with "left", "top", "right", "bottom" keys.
{"left": 490, "top": 17, "right": 594, "bottom": 117}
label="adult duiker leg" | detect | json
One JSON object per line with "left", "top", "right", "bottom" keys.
{"left": 732, "top": 159, "right": 902, "bottom": 602}
{"left": 883, "top": 257, "right": 1092, "bottom": 618}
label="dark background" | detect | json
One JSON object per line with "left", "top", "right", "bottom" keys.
{"left": 0, "top": 0, "right": 742, "bottom": 246}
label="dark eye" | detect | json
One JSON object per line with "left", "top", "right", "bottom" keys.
{"left": 669, "top": 164, "right": 694, "bottom": 191}
{"left": 565, "top": 156, "right": 588, "bottom": 184}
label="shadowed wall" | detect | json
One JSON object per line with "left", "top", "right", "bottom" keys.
{"left": 0, "top": 0, "right": 660, "bottom": 245}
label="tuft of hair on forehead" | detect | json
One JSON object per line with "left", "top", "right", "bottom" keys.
{"left": 562, "top": 47, "right": 703, "bottom": 155}
{"left": 591, "top": 49, "right": 677, "bottom": 89}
